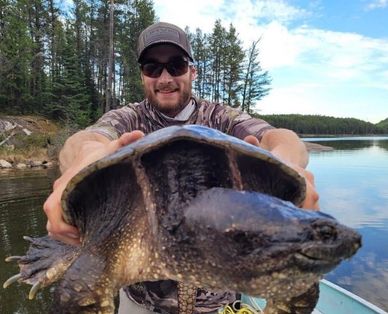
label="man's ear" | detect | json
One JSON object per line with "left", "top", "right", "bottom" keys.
{"left": 190, "top": 66, "right": 197, "bottom": 81}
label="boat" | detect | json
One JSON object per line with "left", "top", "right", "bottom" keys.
{"left": 238, "top": 279, "right": 387, "bottom": 314}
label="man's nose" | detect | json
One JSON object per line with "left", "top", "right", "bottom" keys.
{"left": 158, "top": 67, "right": 173, "bottom": 82}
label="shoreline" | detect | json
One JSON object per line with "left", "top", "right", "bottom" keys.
{"left": 0, "top": 158, "right": 55, "bottom": 169}
{"left": 0, "top": 142, "right": 334, "bottom": 169}
{"left": 304, "top": 141, "right": 334, "bottom": 152}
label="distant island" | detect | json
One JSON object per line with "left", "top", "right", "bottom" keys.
{"left": 254, "top": 114, "right": 388, "bottom": 135}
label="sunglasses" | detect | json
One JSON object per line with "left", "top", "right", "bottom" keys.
{"left": 140, "top": 57, "right": 190, "bottom": 78}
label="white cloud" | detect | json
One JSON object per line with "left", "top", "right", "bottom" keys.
{"left": 153, "top": 0, "right": 307, "bottom": 41}
{"left": 153, "top": 0, "right": 388, "bottom": 122}
{"left": 365, "top": 0, "right": 388, "bottom": 10}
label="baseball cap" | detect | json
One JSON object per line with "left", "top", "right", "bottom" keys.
{"left": 137, "top": 22, "right": 194, "bottom": 63}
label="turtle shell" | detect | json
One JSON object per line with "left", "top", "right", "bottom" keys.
{"left": 4, "top": 125, "right": 361, "bottom": 314}
{"left": 61, "top": 125, "right": 306, "bottom": 237}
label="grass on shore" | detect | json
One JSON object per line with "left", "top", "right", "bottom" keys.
{"left": 0, "top": 133, "right": 51, "bottom": 163}
{"left": 1, "top": 115, "right": 79, "bottom": 164}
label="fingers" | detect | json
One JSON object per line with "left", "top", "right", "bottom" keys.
{"left": 299, "top": 169, "right": 320, "bottom": 211}
{"left": 44, "top": 130, "right": 145, "bottom": 245}
{"left": 118, "top": 130, "right": 145, "bottom": 146}
{"left": 108, "top": 131, "right": 145, "bottom": 152}
{"left": 243, "top": 134, "right": 320, "bottom": 210}
{"left": 244, "top": 135, "right": 260, "bottom": 146}
{"left": 44, "top": 193, "right": 80, "bottom": 245}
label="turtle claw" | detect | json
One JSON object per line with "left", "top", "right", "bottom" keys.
{"left": 3, "top": 273, "right": 22, "bottom": 288}
{"left": 23, "top": 236, "right": 34, "bottom": 242}
{"left": 3, "top": 235, "right": 80, "bottom": 300}
{"left": 29, "top": 281, "right": 42, "bottom": 300}
{"left": 5, "top": 255, "right": 23, "bottom": 262}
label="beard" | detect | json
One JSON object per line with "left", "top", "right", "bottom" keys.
{"left": 144, "top": 82, "right": 192, "bottom": 117}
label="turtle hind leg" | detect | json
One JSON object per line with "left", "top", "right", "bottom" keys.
{"left": 264, "top": 282, "right": 319, "bottom": 314}
{"left": 4, "top": 235, "right": 80, "bottom": 299}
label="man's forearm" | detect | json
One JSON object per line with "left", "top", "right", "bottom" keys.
{"left": 260, "top": 128, "right": 309, "bottom": 168}
{"left": 59, "top": 131, "right": 111, "bottom": 173}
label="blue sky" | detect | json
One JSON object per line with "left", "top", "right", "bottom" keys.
{"left": 154, "top": 0, "right": 388, "bottom": 123}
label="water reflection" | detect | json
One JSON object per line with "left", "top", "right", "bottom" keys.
{"left": 304, "top": 135, "right": 388, "bottom": 151}
{"left": 0, "top": 168, "right": 58, "bottom": 314}
{"left": 0, "top": 138, "right": 388, "bottom": 312}
{"left": 308, "top": 138, "right": 388, "bottom": 310}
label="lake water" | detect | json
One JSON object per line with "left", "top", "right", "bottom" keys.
{"left": 0, "top": 137, "right": 387, "bottom": 313}
{"left": 304, "top": 136, "right": 388, "bottom": 311}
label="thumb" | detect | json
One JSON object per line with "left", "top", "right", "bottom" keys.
{"left": 108, "top": 131, "right": 145, "bottom": 152}
{"left": 117, "top": 131, "right": 145, "bottom": 147}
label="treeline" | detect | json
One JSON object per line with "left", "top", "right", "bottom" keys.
{"left": 0, "top": 0, "right": 156, "bottom": 127}
{"left": 187, "top": 22, "right": 271, "bottom": 112}
{"left": 0, "top": 1, "right": 270, "bottom": 127}
{"left": 256, "top": 114, "right": 388, "bottom": 135}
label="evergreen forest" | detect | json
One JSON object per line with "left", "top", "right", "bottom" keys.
{"left": 0, "top": 0, "right": 386, "bottom": 134}
{"left": 0, "top": 0, "right": 270, "bottom": 127}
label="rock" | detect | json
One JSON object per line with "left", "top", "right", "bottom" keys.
{"left": 304, "top": 141, "right": 334, "bottom": 152}
{"left": 0, "top": 159, "right": 12, "bottom": 168}
{"left": 29, "top": 160, "right": 43, "bottom": 167}
{"left": 42, "top": 161, "right": 54, "bottom": 168}
{"left": 16, "top": 163, "right": 27, "bottom": 169}
{"left": 22, "top": 128, "right": 32, "bottom": 135}
{"left": 0, "top": 119, "right": 15, "bottom": 132}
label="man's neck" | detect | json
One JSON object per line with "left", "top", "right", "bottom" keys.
{"left": 160, "top": 99, "right": 195, "bottom": 121}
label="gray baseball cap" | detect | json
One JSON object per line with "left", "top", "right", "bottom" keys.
{"left": 137, "top": 22, "right": 194, "bottom": 63}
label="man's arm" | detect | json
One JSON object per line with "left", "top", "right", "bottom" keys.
{"left": 259, "top": 128, "right": 309, "bottom": 168}
{"left": 44, "top": 130, "right": 144, "bottom": 245}
{"left": 244, "top": 128, "right": 319, "bottom": 210}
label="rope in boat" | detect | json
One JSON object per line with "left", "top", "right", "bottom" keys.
{"left": 219, "top": 299, "right": 264, "bottom": 314}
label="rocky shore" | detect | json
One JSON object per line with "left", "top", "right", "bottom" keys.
{"left": 1, "top": 115, "right": 334, "bottom": 169}
{"left": 0, "top": 159, "right": 54, "bottom": 169}
{"left": 0, "top": 115, "right": 64, "bottom": 169}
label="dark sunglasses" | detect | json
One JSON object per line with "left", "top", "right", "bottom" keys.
{"left": 140, "top": 57, "right": 190, "bottom": 78}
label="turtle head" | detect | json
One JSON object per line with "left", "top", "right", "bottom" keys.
{"left": 158, "top": 187, "right": 361, "bottom": 298}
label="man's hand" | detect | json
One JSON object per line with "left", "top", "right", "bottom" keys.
{"left": 44, "top": 131, "right": 144, "bottom": 245}
{"left": 244, "top": 135, "right": 319, "bottom": 211}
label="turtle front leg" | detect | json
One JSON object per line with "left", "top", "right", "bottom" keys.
{"left": 52, "top": 249, "right": 119, "bottom": 314}
{"left": 264, "top": 282, "right": 319, "bottom": 314}
{"left": 3, "top": 235, "right": 80, "bottom": 299}
{"left": 177, "top": 282, "right": 197, "bottom": 314}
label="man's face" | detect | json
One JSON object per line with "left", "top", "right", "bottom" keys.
{"left": 140, "top": 44, "right": 196, "bottom": 117}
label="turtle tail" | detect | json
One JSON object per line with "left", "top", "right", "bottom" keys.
{"left": 3, "top": 235, "right": 80, "bottom": 299}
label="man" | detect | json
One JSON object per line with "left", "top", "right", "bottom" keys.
{"left": 44, "top": 22, "right": 319, "bottom": 313}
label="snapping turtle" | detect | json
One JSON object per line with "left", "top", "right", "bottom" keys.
{"left": 4, "top": 125, "right": 361, "bottom": 314}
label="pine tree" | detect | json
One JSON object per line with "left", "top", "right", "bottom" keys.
{"left": 241, "top": 39, "right": 271, "bottom": 114}
{"left": 190, "top": 28, "right": 212, "bottom": 99}
{"left": 118, "top": 0, "right": 155, "bottom": 104}
{"left": 0, "top": 0, "right": 34, "bottom": 114}
{"left": 209, "top": 20, "right": 227, "bottom": 103}
{"left": 223, "top": 24, "right": 244, "bottom": 107}
{"left": 47, "top": 24, "right": 92, "bottom": 127}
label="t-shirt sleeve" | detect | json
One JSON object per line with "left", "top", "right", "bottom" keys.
{"left": 231, "top": 114, "right": 275, "bottom": 141}
{"left": 85, "top": 106, "right": 139, "bottom": 140}
{"left": 208, "top": 104, "right": 274, "bottom": 141}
